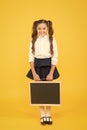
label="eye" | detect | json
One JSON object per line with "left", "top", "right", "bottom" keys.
{"left": 43, "top": 27, "right": 46, "bottom": 30}
{"left": 38, "top": 27, "right": 41, "bottom": 30}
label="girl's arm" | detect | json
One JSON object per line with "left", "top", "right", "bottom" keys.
{"left": 30, "top": 62, "right": 41, "bottom": 81}
{"left": 49, "top": 65, "right": 56, "bottom": 75}
{"left": 46, "top": 65, "right": 55, "bottom": 81}
{"left": 46, "top": 38, "right": 58, "bottom": 81}
{"left": 30, "top": 62, "right": 36, "bottom": 75}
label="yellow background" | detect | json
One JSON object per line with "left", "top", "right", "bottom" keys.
{"left": 0, "top": 0, "right": 87, "bottom": 129}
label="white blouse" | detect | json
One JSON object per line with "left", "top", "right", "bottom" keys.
{"left": 28, "top": 35, "right": 58, "bottom": 65}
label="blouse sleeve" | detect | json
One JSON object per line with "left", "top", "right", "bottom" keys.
{"left": 51, "top": 38, "right": 58, "bottom": 65}
{"left": 28, "top": 41, "right": 34, "bottom": 62}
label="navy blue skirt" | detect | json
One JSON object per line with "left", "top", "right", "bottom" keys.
{"left": 26, "top": 58, "right": 60, "bottom": 81}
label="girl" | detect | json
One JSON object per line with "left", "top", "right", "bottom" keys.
{"left": 26, "top": 19, "right": 60, "bottom": 125}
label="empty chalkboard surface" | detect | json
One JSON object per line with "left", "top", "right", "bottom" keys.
{"left": 29, "top": 81, "right": 61, "bottom": 106}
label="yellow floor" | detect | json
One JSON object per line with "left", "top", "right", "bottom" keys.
{"left": 0, "top": 90, "right": 86, "bottom": 130}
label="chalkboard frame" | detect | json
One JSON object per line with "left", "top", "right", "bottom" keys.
{"left": 29, "top": 81, "right": 61, "bottom": 106}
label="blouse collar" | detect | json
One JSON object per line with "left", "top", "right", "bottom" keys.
{"left": 37, "top": 35, "right": 48, "bottom": 39}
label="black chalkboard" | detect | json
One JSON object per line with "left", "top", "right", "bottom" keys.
{"left": 29, "top": 82, "right": 61, "bottom": 105}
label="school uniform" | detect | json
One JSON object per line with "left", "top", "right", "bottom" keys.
{"left": 26, "top": 35, "right": 60, "bottom": 80}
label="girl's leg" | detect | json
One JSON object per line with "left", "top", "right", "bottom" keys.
{"left": 40, "top": 106, "right": 45, "bottom": 117}
{"left": 46, "top": 106, "right": 53, "bottom": 124}
{"left": 40, "top": 106, "right": 46, "bottom": 125}
{"left": 46, "top": 106, "right": 51, "bottom": 117}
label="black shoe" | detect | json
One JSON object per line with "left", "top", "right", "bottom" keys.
{"left": 40, "top": 116, "right": 46, "bottom": 125}
{"left": 46, "top": 116, "right": 53, "bottom": 125}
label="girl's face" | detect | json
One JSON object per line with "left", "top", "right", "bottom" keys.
{"left": 37, "top": 23, "right": 48, "bottom": 37}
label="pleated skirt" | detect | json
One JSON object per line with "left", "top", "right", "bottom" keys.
{"left": 26, "top": 58, "right": 60, "bottom": 81}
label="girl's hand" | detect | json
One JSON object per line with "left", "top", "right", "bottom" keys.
{"left": 33, "top": 73, "right": 41, "bottom": 81}
{"left": 46, "top": 73, "right": 53, "bottom": 81}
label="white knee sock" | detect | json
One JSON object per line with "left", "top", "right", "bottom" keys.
{"left": 46, "top": 106, "right": 51, "bottom": 117}
{"left": 40, "top": 106, "right": 45, "bottom": 117}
